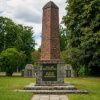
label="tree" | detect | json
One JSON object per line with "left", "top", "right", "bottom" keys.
{"left": 0, "top": 48, "right": 26, "bottom": 76}
{"left": 32, "top": 50, "right": 40, "bottom": 63}
{"left": 0, "top": 16, "right": 35, "bottom": 64}
{"left": 0, "top": 17, "right": 15, "bottom": 52}
{"left": 16, "top": 51, "right": 26, "bottom": 72}
{"left": 62, "top": 0, "right": 100, "bottom": 75}
{"left": 18, "top": 25, "right": 35, "bottom": 63}
{"left": 59, "top": 25, "right": 67, "bottom": 51}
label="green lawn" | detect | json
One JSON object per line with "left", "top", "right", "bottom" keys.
{"left": 0, "top": 75, "right": 35, "bottom": 100}
{"left": 0, "top": 73, "right": 100, "bottom": 100}
{"left": 65, "top": 77, "right": 100, "bottom": 100}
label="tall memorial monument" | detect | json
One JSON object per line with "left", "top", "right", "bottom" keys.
{"left": 24, "top": 1, "right": 88, "bottom": 94}
{"left": 36, "top": 1, "right": 64, "bottom": 85}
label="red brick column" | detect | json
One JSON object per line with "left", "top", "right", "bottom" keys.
{"left": 41, "top": 1, "right": 60, "bottom": 60}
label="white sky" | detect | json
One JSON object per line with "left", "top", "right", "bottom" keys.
{"left": 0, "top": 0, "right": 66, "bottom": 49}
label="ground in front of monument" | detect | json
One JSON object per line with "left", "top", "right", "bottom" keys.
{"left": 31, "top": 94, "right": 69, "bottom": 100}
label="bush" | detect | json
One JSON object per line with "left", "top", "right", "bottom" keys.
{"left": 78, "top": 65, "right": 85, "bottom": 77}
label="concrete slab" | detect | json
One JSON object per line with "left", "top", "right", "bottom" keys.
{"left": 40, "top": 95, "right": 49, "bottom": 100}
{"left": 31, "top": 95, "right": 40, "bottom": 100}
{"left": 31, "top": 94, "right": 69, "bottom": 100}
{"left": 59, "top": 95, "right": 69, "bottom": 100}
{"left": 50, "top": 95, "right": 59, "bottom": 100}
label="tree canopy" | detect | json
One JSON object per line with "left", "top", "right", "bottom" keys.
{"left": 0, "top": 16, "right": 36, "bottom": 74}
{"left": 62, "top": 0, "right": 100, "bottom": 76}
{"left": 59, "top": 25, "right": 67, "bottom": 51}
{"left": 0, "top": 48, "right": 26, "bottom": 76}
{"left": 0, "top": 16, "right": 35, "bottom": 62}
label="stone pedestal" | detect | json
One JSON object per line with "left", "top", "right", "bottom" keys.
{"left": 36, "top": 60, "right": 64, "bottom": 85}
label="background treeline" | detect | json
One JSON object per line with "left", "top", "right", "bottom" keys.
{"left": 0, "top": 17, "right": 35, "bottom": 76}
{"left": 60, "top": 0, "right": 100, "bottom": 76}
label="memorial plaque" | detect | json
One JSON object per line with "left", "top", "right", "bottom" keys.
{"left": 42, "top": 64, "right": 57, "bottom": 81}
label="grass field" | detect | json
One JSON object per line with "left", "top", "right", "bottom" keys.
{"left": 0, "top": 73, "right": 100, "bottom": 100}
{"left": 65, "top": 77, "right": 100, "bottom": 100}
{"left": 0, "top": 72, "right": 35, "bottom": 100}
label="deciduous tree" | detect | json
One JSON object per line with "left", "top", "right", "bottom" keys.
{"left": 0, "top": 48, "right": 26, "bottom": 76}
{"left": 0, "top": 16, "right": 35, "bottom": 64}
{"left": 62, "top": 0, "right": 100, "bottom": 75}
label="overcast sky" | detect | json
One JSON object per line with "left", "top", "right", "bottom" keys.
{"left": 0, "top": 0, "right": 66, "bottom": 49}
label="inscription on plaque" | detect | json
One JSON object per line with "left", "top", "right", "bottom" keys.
{"left": 42, "top": 64, "right": 57, "bottom": 81}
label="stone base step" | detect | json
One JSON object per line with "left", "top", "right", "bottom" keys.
{"left": 21, "top": 83, "right": 88, "bottom": 94}
{"left": 24, "top": 86, "right": 77, "bottom": 90}
{"left": 14, "top": 90, "right": 88, "bottom": 94}
{"left": 35, "top": 83, "right": 72, "bottom": 86}
{"left": 24, "top": 83, "right": 77, "bottom": 90}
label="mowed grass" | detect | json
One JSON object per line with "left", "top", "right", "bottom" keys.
{"left": 65, "top": 77, "right": 100, "bottom": 100}
{"left": 0, "top": 72, "right": 35, "bottom": 100}
{"left": 0, "top": 72, "right": 100, "bottom": 100}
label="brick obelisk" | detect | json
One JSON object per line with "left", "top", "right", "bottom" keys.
{"left": 41, "top": 1, "right": 60, "bottom": 60}
{"left": 36, "top": 1, "right": 64, "bottom": 85}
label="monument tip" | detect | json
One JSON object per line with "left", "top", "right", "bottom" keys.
{"left": 43, "top": 1, "right": 58, "bottom": 9}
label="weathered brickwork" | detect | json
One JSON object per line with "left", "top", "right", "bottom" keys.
{"left": 41, "top": 3, "right": 60, "bottom": 60}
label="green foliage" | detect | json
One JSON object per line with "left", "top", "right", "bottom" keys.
{"left": 32, "top": 49, "right": 41, "bottom": 68}
{"left": 80, "top": 28, "right": 100, "bottom": 67}
{"left": 0, "top": 16, "right": 35, "bottom": 64}
{"left": 60, "top": 51, "right": 66, "bottom": 60}
{"left": 37, "top": 46, "right": 41, "bottom": 52}
{"left": 77, "top": 65, "right": 85, "bottom": 77}
{"left": 59, "top": 25, "right": 67, "bottom": 51}
{"left": 32, "top": 50, "right": 41, "bottom": 62}
{"left": 0, "top": 17, "right": 15, "bottom": 52}
{"left": 0, "top": 48, "right": 26, "bottom": 76}
{"left": 62, "top": 0, "right": 100, "bottom": 75}
{"left": 18, "top": 25, "right": 35, "bottom": 62}
{"left": 61, "top": 48, "right": 83, "bottom": 70}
